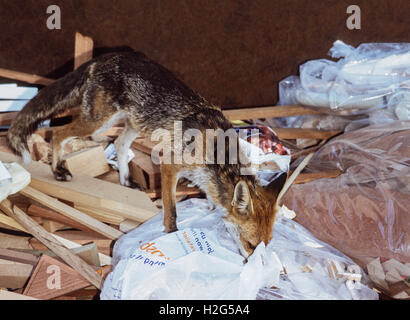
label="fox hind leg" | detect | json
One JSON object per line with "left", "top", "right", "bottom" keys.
{"left": 51, "top": 115, "right": 115, "bottom": 181}
{"left": 51, "top": 120, "right": 88, "bottom": 181}
{"left": 91, "top": 111, "right": 126, "bottom": 143}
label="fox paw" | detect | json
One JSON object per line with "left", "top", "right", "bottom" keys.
{"left": 121, "top": 178, "right": 141, "bottom": 189}
{"left": 165, "top": 225, "right": 178, "bottom": 233}
{"left": 125, "top": 179, "right": 139, "bottom": 189}
{"left": 53, "top": 165, "right": 72, "bottom": 181}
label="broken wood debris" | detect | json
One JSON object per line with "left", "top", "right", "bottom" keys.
{"left": 0, "top": 199, "right": 103, "bottom": 289}
{"left": 22, "top": 254, "right": 92, "bottom": 300}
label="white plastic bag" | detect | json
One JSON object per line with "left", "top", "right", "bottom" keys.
{"left": 0, "top": 161, "right": 31, "bottom": 202}
{"left": 101, "top": 198, "right": 378, "bottom": 300}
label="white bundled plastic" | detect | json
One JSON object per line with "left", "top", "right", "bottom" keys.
{"left": 0, "top": 161, "right": 31, "bottom": 202}
{"left": 279, "top": 40, "right": 410, "bottom": 119}
{"left": 101, "top": 198, "right": 378, "bottom": 300}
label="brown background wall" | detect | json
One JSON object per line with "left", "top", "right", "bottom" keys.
{"left": 0, "top": 0, "right": 409, "bottom": 108}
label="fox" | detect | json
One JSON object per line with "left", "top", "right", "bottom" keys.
{"left": 7, "top": 51, "right": 287, "bottom": 256}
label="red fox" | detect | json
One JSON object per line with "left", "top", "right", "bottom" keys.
{"left": 7, "top": 51, "right": 287, "bottom": 255}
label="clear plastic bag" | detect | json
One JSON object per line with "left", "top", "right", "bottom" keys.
{"left": 282, "top": 121, "right": 410, "bottom": 274}
{"left": 101, "top": 198, "right": 378, "bottom": 300}
{"left": 278, "top": 40, "right": 410, "bottom": 117}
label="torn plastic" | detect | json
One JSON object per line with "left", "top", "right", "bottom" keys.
{"left": 281, "top": 121, "right": 410, "bottom": 284}
{"left": 236, "top": 125, "right": 291, "bottom": 185}
{"left": 101, "top": 198, "right": 378, "bottom": 300}
{"left": 104, "top": 143, "right": 135, "bottom": 170}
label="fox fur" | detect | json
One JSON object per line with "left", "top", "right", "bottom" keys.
{"left": 7, "top": 51, "right": 287, "bottom": 256}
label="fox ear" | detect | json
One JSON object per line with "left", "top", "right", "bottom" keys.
{"left": 266, "top": 172, "right": 288, "bottom": 197}
{"left": 232, "top": 181, "right": 252, "bottom": 216}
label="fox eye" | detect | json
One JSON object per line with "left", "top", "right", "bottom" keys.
{"left": 246, "top": 241, "right": 256, "bottom": 251}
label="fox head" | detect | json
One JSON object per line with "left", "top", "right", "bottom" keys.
{"left": 224, "top": 172, "right": 287, "bottom": 256}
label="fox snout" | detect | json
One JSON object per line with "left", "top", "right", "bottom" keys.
{"left": 237, "top": 221, "right": 274, "bottom": 256}
{"left": 227, "top": 173, "right": 288, "bottom": 257}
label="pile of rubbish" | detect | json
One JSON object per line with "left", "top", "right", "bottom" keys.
{"left": 101, "top": 198, "right": 378, "bottom": 300}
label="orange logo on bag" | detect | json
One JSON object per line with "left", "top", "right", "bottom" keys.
{"left": 139, "top": 242, "right": 169, "bottom": 259}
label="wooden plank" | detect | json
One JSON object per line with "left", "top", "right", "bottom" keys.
{"left": 42, "top": 219, "right": 68, "bottom": 233}
{"left": 73, "top": 204, "right": 125, "bottom": 225}
{"left": 0, "top": 151, "right": 158, "bottom": 223}
{"left": 119, "top": 219, "right": 141, "bottom": 233}
{"left": 291, "top": 143, "right": 326, "bottom": 161}
{"left": 0, "top": 85, "right": 37, "bottom": 100}
{"left": 131, "top": 148, "right": 160, "bottom": 175}
{"left": 0, "top": 212, "right": 27, "bottom": 232}
{"left": 63, "top": 146, "right": 110, "bottom": 177}
{"left": 96, "top": 170, "right": 120, "bottom": 184}
{"left": 31, "top": 216, "right": 43, "bottom": 224}
{"left": 32, "top": 138, "right": 50, "bottom": 162}
{"left": 0, "top": 248, "right": 39, "bottom": 266}
{"left": 71, "top": 243, "right": 101, "bottom": 267}
{"left": 0, "top": 221, "right": 22, "bottom": 232}
{"left": 30, "top": 230, "right": 113, "bottom": 258}
{"left": 146, "top": 186, "right": 202, "bottom": 199}
{"left": 0, "top": 220, "right": 111, "bottom": 266}
{"left": 0, "top": 100, "right": 28, "bottom": 112}
{"left": 130, "top": 148, "right": 161, "bottom": 190}
{"left": 222, "top": 105, "right": 321, "bottom": 120}
{"left": 0, "top": 260, "right": 33, "bottom": 289}
{"left": 293, "top": 170, "right": 343, "bottom": 184}
{"left": 129, "top": 161, "right": 148, "bottom": 189}
{"left": 0, "top": 289, "right": 38, "bottom": 300}
{"left": 21, "top": 186, "right": 124, "bottom": 240}
{"left": 74, "top": 32, "right": 94, "bottom": 70}
{"left": 23, "top": 254, "right": 91, "bottom": 300}
{"left": 27, "top": 204, "right": 102, "bottom": 235}
{"left": 131, "top": 137, "right": 155, "bottom": 155}
{"left": 10, "top": 243, "right": 101, "bottom": 268}
{"left": 272, "top": 128, "right": 341, "bottom": 140}
{"left": 0, "top": 68, "right": 55, "bottom": 86}
{"left": 0, "top": 199, "right": 103, "bottom": 289}
{"left": 61, "top": 287, "right": 99, "bottom": 299}
{"left": 0, "top": 233, "right": 32, "bottom": 250}
{"left": 0, "top": 112, "right": 18, "bottom": 126}
{"left": 51, "top": 234, "right": 111, "bottom": 266}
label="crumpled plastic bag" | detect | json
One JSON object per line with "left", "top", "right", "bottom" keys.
{"left": 101, "top": 198, "right": 378, "bottom": 300}
{"left": 236, "top": 125, "right": 291, "bottom": 185}
{"left": 279, "top": 40, "right": 410, "bottom": 117}
{"left": 271, "top": 40, "right": 410, "bottom": 148}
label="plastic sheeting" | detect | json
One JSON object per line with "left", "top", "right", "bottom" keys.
{"left": 101, "top": 198, "right": 378, "bottom": 300}
{"left": 273, "top": 41, "right": 410, "bottom": 149}
{"left": 279, "top": 40, "right": 410, "bottom": 118}
{"left": 282, "top": 121, "right": 410, "bottom": 270}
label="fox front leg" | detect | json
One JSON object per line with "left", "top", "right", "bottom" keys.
{"left": 161, "top": 164, "right": 179, "bottom": 233}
